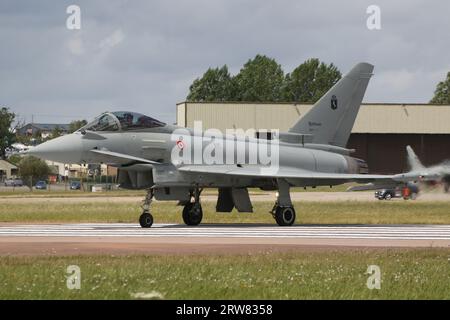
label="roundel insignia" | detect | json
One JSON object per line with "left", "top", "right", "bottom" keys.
{"left": 331, "top": 95, "right": 338, "bottom": 110}
{"left": 176, "top": 139, "right": 185, "bottom": 149}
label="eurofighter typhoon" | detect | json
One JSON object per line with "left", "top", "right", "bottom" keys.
{"left": 28, "top": 62, "right": 401, "bottom": 227}
{"left": 396, "top": 145, "right": 450, "bottom": 192}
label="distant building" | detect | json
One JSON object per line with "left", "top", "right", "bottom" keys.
{"left": 44, "top": 160, "right": 115, "bottom": 180}
{"left": 17, "top": 123, "right": 70, "bottom": 139}
{"left": 0, "top": 160, "right": 19, "bottom": 181}
{"left": 44, "top": 161, "right": 87, "bottom": 179}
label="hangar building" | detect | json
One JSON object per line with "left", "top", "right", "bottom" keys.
{"left": 176, "top": 102, "right": 450, "bottom": 174}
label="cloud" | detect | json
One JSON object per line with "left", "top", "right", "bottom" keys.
{"left": 377, "top": 69, "right": 415, "bottom": 92}
{"left": 98, "top": 29, "right": 124, "bottom": 51}
{"left": 67, "top": 33, "right": 85, "bottom": 55}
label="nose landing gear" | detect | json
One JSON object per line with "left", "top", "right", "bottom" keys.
{"left": 139, "top": 188, "right": 154, "bottom": 228}
{"left": 139, "top": 212, "right": 153, "bottom": 228}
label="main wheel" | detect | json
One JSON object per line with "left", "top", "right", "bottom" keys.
{"left": 139, "top": 212, "right": 153, "bottom": 228}
{"left": 274, "top": 206, "right": 296, "bottom": 226}
{"left": 182, "top": 203, "right": 203, "bottom": 226}
{"left": 384, "top": 193, "right": 392, "bottom": 200}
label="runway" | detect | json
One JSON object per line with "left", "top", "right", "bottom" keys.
{"left": 1, "top": 223, "right": 450, "bottom": 255}
{"left": 2, "top": 223, "right": 450, "bottom": 240}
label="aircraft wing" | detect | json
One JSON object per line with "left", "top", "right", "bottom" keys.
{"left": 89, "top": 149, "right": 160, "bottom": 165}
{"left": 178, "top": 164, "right": 397, "bottom": 183}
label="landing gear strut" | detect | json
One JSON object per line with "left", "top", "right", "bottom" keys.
{"left": 271, "top": 179, "right": 296, "bottom": 226}
{"left": 182, "top": 188, "right": 203, "bottom": 226}
{"left": 139, "top": 188, "right": 154, "bottom": 228}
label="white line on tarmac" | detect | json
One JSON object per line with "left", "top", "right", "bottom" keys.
{"left": 1, "top": 223, "right": 450, "bottom": 240}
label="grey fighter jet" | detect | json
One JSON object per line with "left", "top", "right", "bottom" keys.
{"left": 394, "top": 145, "right": 450, "bottom": 192}
{"left": 28, "top": 62, "right": 400, "bottom": 227}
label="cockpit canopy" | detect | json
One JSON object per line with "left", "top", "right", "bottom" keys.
{"left": 81, "top": 111, "right": 166, "bottom": 132}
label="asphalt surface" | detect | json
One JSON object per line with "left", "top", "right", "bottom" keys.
{"left": 1, "top": 223, "right": 449, "bottom": 255}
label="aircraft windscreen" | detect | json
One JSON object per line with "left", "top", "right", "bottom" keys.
{"left": 82, "top": 113, "right": 120, "bottom": 132}
{"left": 112, "top": 112, "right": 166, "bottom": 130}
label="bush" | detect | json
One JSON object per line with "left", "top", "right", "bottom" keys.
{"left": 19, "top": 156, "right": 50, "bottom": 190}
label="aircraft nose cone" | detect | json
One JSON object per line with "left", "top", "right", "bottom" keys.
{"left": 27, "top": 133, "right": 83, "bottom": 163}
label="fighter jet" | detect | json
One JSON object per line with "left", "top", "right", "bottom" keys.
{"left": 394, "top": 145, "right": 450, "bottom": 192}
{"left": 28, "top": 62, "right": 400, "bottom": 227}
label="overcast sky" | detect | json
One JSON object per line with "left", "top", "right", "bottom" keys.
{"left": 1, "top": 0, "right": 449, "bottom": 125}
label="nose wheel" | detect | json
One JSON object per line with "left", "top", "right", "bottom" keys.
{"left": 139, "top": 212, "right": 154, "bottom": 228}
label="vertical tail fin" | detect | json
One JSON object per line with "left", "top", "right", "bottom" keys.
{"left": 288, "top": 62, "right": 374, "bottom": 147}
{"left": 406, "top": 145, "right": 424, "bottom": 171}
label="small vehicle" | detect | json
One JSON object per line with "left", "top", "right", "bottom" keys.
{"left": 375, "top": 188, "right": 397, "bottom": 200}
{"left": 375, "top": 184, "right": 419, "bottom": 200}
{"left": 4, "top": 179, "right": 23, "bottom": 187}
{"left": 70, "top": 181, "right": 81, "bottom": 190}
{"left": 35, "top": 181, "right": 47, "bottom": 190}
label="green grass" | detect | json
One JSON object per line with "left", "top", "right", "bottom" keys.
{"left": 0, "top": 200, "right": 449, "bottom": 224}
{"left": 1, "top": 249, "right": 449, "bottom": 299}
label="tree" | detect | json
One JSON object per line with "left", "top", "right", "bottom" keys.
{"left": 233, "top": 55, "right": 285, "bottom": 101}
{"left": 69, "top": 120, "right": 88, "bottom": 133}
{"left": 7, "top": 154, "right": 22, "bottom": 165}
{"left": 51, "top": 126, "right": 63, "bottom": 139}
{"left": 187, "top": 66, "right": 235, "bottom": 101}
{"left": 282, "top": 58, "right": 342, "bottom": 103}
{"left": 430, "top": 72, "right": 450, "bottom": 104}
{"left": 186, "top": 56, "right": 342, "bottom": 103}
{"left": 0, "top": 107, "right": 16, "bottom": 159}
{"left": 18, "top": 156, "right": 50, "bottom": 190}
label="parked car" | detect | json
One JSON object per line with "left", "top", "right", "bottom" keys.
{"left": 375, "top": 188, "right": 398, "bottom": 200}
{"left": 375, "top": 184, "right": 419, "bottom": 200}
{"left": 70, "top": 181, "right": 81, "bottom": 190}
{"left": 35, "top": 181, "right": 47, "bottom": 190}
{"left": 4, "top": 179, "right": 23, "bottom": 187}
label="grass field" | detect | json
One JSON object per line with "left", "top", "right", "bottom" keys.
{"left": 0, "top": 200, "right": 449, "bottom": 225}
{"left": 0, "top": 249, "right": 449, "bottom": 299}
{"left": 1, "top": 193, "right": 449, "bottom": 300}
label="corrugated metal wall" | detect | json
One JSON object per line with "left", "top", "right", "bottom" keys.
{"left": 178, "top": 102, "right": 450, "bottom": 134}
{"left": 179, "top": 102, "right": 311, "bottom": 132}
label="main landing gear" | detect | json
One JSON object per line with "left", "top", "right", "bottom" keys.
{"left": 271, "top": 179, "right": 296, "bottom": 226}
{"left": 138, "top": 184, "right": 296, "bottom": 228}
{"left": 139, "top": 188, "right": 154, "bottom": 228}
{"left": 271, "top": 204, "right": 296, "bottom": 226}
{"left": 182, "top": 188, "right": 203, "bottom": 226}
{"left": 138, "top": 187, "right": 204, "bottom": 228}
